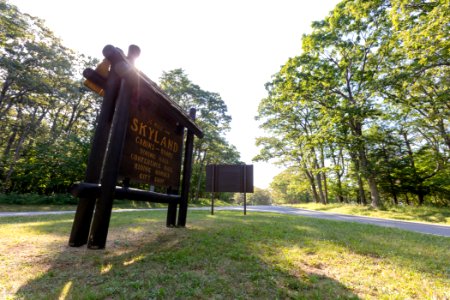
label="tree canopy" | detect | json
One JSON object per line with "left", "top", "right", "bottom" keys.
{"left": 256, "top": 0, "right": 449, "bottom": 207}
{"left": 0, "top": 2, "right": 240, "bottom": 200}
{"left": 160, "top": 69, "right": 241, "bottom": 201}
{"left": 0, "top": 1, "right": 100, "bottom": 194}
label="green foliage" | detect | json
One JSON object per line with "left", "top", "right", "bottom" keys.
{"left": 257, "top": 0, "right": 450, "bottom": 207}
{"left": 234, "top": 188, "right": 273, "bottom": 205}
{"left": 1, "top": 4, "right": 241, "bottom": 202}
{"left": 248, "top": 188, "right": 273, "bottom": 205}
{"left": 270, "top": 168, "right": 312, "bottom": 204}
{"left": 9, "top": 135, "right": 89, "bottom": 193}
{"left": 0, "top": 1, "right": 100, "bottom": 195}
{"left": 160, "top": 69, "right": 241, "bottom": 201}
{"left": 0, "top": 192, "right": 77, "bottom": 205}
{"left": 190, "top": 197, "right": 234, "bottom": 207}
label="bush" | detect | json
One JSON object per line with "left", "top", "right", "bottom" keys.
{"left": 0, "top": 193, "right": 78, "bottom": 205}
{"left": 235, "top": 188, "right": 273, "bottom": 205}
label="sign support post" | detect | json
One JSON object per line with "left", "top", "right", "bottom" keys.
{"left": 243, "top": 164, "right": 247, "bottom": 215}
{"left": 88, "top": 66, "right": 134, "bottom": 249}
{"left": 211, "top": 193, "right": 215, "bottom": 215}
{"left": 177, "top": 108, "right": 196, "bottom": 227}
{"left": 69, "top": 47, "right": 128, "bottom": 247}
{"left": 211, "top": 165, "right": 215, "bottom": 215}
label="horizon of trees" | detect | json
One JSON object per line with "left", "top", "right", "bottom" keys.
{"left": 1, "top": 1, "right": 101, "bottom": 194}
{"left": 256, "top": 0, "right": 449, "bottom": 207}
{"left": 0, "top": 1, "right": 240, "bottom": 201}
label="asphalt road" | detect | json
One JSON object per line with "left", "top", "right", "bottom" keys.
{"left": 1, "top": 205, "right": 449, "bottom": 237}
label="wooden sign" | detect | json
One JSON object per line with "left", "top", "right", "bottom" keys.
{"left": 119, "top": 87, "right": 183, "bottom": 188}
{"left": 206, "top": 164, "right": 254, "bottom": 193}
{"left": 69, "top": 45, "right": 203, "bottom": 249}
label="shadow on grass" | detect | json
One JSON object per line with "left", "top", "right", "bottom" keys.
{"left": 415, "top": 210, "right": 450, "bottom": 224}
{"left": 12, "top": 211, "right": 360, "bottom": 299}
{"left": 9, "top": 210, "right": 450, "bottom": 299}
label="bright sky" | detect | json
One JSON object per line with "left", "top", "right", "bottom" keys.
{"left": 9, "top": 0, "right": 339, "bottom": 188}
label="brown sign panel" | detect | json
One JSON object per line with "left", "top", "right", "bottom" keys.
{"left": 119, "top": 86, "right": 183, "bottom": 189}
{"left": 206, "top": 165, "right": 254, "bottom": 193}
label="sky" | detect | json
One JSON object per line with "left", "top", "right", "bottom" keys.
{"left": 9, "top": 0, "right": 340, "bottom": 188}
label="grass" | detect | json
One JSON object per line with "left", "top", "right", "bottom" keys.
{"left": 0, "top": 197, "right": 232, "bottom": 212}
{"left": 287, "top": 202, "right": 450, "bottom": 225}
{"left": 0, "top": 210, "right": 449, "bottom": 299}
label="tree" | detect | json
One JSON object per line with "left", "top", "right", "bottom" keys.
{"left": 258, "top": 0, "right": 450, "bottom": 207}
{"left": 0, "top": 1, "right": 100, "bottom": 193}
{"left": 379, "top": 0, "right": 450, "bottom": 204}
{"left": 159, "top": 69, "right": 241, "bottom": 201}
{"left": 270, "top": 168, "right": 311, "bottom": 204}
{"left": 247, "top": 188, "right": 273, "bottom": 205}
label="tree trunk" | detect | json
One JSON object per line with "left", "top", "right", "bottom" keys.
{"left": 316, "top": 171, "right": 326, "bottom": 204}
{"left": 50, "top": 105, "right": 64, "bottom": 140}
{"left": 357, "top": 175, "right": 366, "bottom": 205}
{"left": 3, "top": 108, "right": 48, "bottom": 191}
{"left": 358, "top": 147, "right": 380, "bottom": 207}
{"left": 350, "top": 151, "right": 366, "bottom": 204}
{"left": 0, "top": 77, "right": 11, "bottom": 110}
{"left": 304, "top": 168, "right": 320, "bottom": 203}
{"left": 392, "top": 191, "right": 398, "bottom": 205}
{"left": 4, "top": 130, "right": 28, "bottom": 191}
{"left": 401, "top": 129, "right": 430, "bottom": 205}
{"left": 322, "top": 172, "right": 328, "bottom": 204}
{"left": 367, "top": 175, "right": 381, "bottom": 208}
{"left": 417, "top": 187, "right": 425, "bottom": 205}
{"left": 320, "top": 146, "right": 328, "bottom": 204}
{"left": 194, "top": 150, "right": 207, "bottom": 202}
{"left": 437, "top": 119, "right": 450, "bottom": 153}
{"left": 2, "top": 129, "right": 17, "bottom": 162}
{"left": 336, "top": 176, "right": 344, "bottom": 202}
{"left": 331, "top": 145, "right": 345, "bottom": 202}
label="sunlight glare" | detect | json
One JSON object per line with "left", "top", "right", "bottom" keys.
{"left": 58, "top": 281, "right": 72, "bottom": 300}
{"left": 123, "top": 254, "right": 145, "bottom": 266}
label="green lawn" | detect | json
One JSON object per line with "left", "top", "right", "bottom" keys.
{"left": 288, "top": 202, "right": 450, "bottom": 225}
{"left": 0, "top": 198, "right": 231, "bottom": 213}
{"left": 1, "top": 210, "right": 449, "bottom": 299}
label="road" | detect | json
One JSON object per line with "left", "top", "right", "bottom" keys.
{"left": 1, "top": 205, "right": 449, "bottom": 237}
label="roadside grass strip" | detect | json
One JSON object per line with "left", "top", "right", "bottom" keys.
{"left": 290, "top": 203, "right": 450, "bottom": 225}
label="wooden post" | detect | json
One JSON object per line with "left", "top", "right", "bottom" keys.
{"left": 211, "top": 165, "right": 215, "bottom": 215}
{"left": 166, "top": 187, "right": 178, "bottom": 227}
{"left": 69, "top": 47, "right": 121, "bottom": 247}
{"left": 87, "top": 74, "right": 133, "bottom": 249}
{"left": 243, "top": 164, "right": 247, "bottom": 215}
{"left": 177, "top": 108, "right": 196, "bottom": 227}
{"left": 166, "top": 124, "right": 184, "bottom": 227}
{"left": 166, "top": 202, "right": 178, "bottom": 227}
{"left": 87, "top": 46, "right": 139, "bottom": 249}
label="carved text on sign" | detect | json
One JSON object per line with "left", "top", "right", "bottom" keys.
{"left": 119, "top": 91, "right": 183, "bottom": 188}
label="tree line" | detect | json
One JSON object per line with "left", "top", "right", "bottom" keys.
{"left": 0, "top": 1, "right": 240, "bottom": 201}
{"left": 256, "top": 0, "right": 449, "bottom": 207}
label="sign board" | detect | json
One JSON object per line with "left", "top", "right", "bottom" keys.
{"left": 70, "top": 44, "right": 203, "bottom": 249}
{"left": 206, "top": 164, "right": 254, "bottom": 193}
{"left": 119, "top": 86, "right": 183, "bottom": 189}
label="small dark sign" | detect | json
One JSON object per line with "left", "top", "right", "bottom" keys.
{"left": 119, "top": 86, "right": 183, "bottom": 188}
{"left": 206, "top": 164, "right": 254, "bottom": 193}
